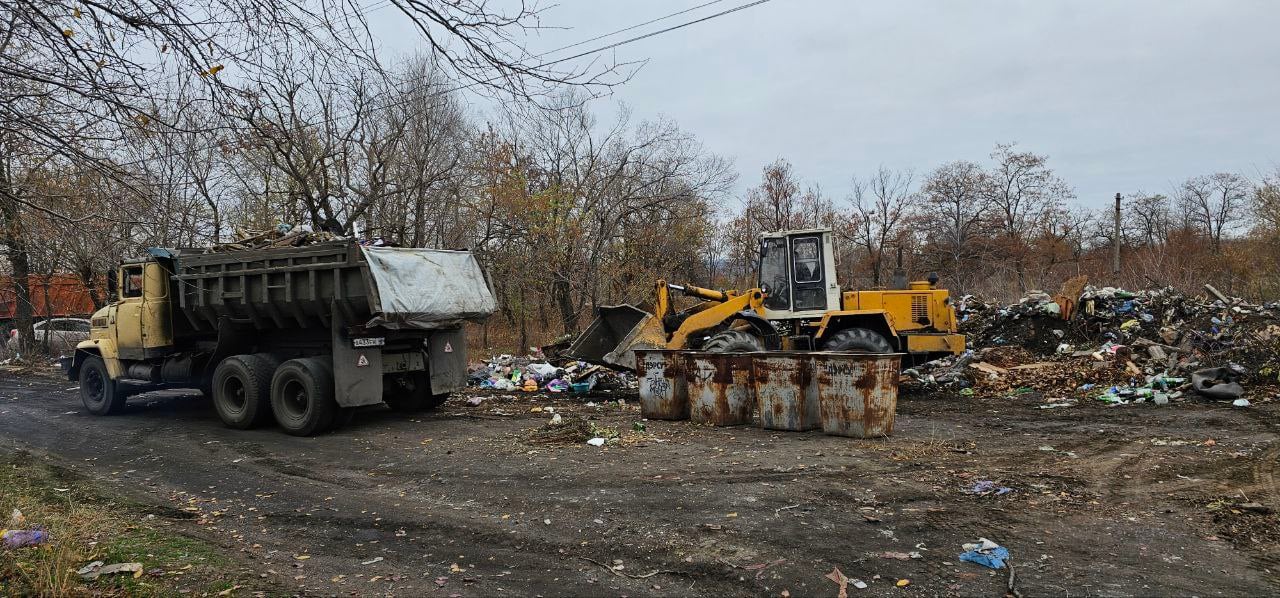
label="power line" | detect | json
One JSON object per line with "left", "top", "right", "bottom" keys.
{"left": 112, "top": 0, "right": 774, "bottom": 169}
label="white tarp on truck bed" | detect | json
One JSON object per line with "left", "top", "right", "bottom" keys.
{"left": 361, "top": 247, "right": 497, "bottom": 329}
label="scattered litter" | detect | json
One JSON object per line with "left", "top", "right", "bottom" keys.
{"left": 76, "top": 561, "right": 104, "bottom": 576}
{"left": 1191, "top": 367, "right": 1244, "bottom": 400}
{"left": 2, "top": 528, "right": 47, "bottom": 548}
{"left": 881, "top": 551, "right": 922, "bottom": 560}
{"left": 1233, "top": 398, "right": 1251, "bottom": 407}
{"left": 79, "top": 561, "right": 143, "bottom": 580}
{"left": 586, "top": 437, "right": 606, "bottom": 447}
{"left": 896, "top": 578, "right": 911, "bottom": 588}
{"left": 968, "top": 480, "right": 1013, "bottom": 496}
{"left": 470, "top": 352, "right": 631, "bottom": 394}
{"left": 361, "top": 557, "right": 384, "bottom": 565}
{"left": 959, "top": 538, "right": 1009, "bottom": 569}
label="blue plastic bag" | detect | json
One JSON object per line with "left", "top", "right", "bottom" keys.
{"left": 959, "top": 545, "right": 1009, "bottom": 569}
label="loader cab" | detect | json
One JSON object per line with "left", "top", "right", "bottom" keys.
{"left": 758, "top": 229, "right": 841, "bottom": 320}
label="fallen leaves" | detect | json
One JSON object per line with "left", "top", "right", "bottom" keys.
{"left": 825, "top": 566, "right": 849, "bottom": 598}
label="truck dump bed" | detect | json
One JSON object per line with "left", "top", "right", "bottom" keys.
{"left": 170, "top": 242, "right": 494, "bottom": 333}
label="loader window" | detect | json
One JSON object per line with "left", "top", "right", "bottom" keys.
{"left": 791, "top": 237, "right": 822, "bottom": 283}
{"left": 759, "top": 237, "right": 790, "bottom": 310}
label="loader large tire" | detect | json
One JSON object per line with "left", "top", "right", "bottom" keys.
{"left": 271, "top": 358, "right": 336, "bottom": 436}
{"left": 80, "top": 356, "right": 128, "bottom": 415}
{"left": 212, "top": 354, "right": 277, "bottom": 429}
{"left": 822, "top": 327, "right": 893, "bottom": 353}
{"left": 702, "top": 330, "right": 764, "bottom": 352}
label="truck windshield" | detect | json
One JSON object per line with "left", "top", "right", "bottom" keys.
{"left": 759, "top": 237, "right": 790, "bottom": 310}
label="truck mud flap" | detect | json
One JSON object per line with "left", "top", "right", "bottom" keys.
{"left": 428, "top": 328, "right": 467, "bottom": 395}
{"left": 332, "top": 306, "right": 384, "bottom": 407}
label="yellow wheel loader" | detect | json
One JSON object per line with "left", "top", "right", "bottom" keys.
{"left": 568, "top": 228, "right": 965, "bottom": 369}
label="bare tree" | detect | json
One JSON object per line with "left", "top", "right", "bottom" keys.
{"left": 847, "top": 167, "right": 913, "bottom": 287}
{"left": 1125, "top": 191, "right": 1172, "bottom": 247}
{"left": 1253, "top": 166, "right": 1280, "bottom": 239}
{"left": 985, "top": 143, "right": 1074, "bottom": 291}
{"left": 915, "top": 160, "right": 992, "bottom": 289}
{"left": 1176, "top": 172, "right": 1250, "bottom": 253}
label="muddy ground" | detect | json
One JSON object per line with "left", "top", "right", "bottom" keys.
{"left": 1, "top": 371, "right": 1278, "bottom": 597}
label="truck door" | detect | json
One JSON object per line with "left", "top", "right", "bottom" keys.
{"left": 788, "top": 234, "right": 827, "bottom": 312}
{"left": 115, "top": 265, "right": 145, "bottom": 358}
{"left": 141, "top": 262, "right": 172, "bottom": 350}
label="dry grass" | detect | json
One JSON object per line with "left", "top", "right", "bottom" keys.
{"left": 0, "top": 451, "right": 246, "bottom": 596}
{"left": 524, "top": 418, "right": 602, "bottom": 445}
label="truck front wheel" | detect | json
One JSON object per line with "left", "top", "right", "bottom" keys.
{"left": 212, "top": 354, "right": 278, "bottom": 429}
{"left": 384, "top": 371, "right": 449, "bottom": 412}
{"left": 80, "top": 356, "right": 127, "bottom": 415}
{"left": 270, "top": 358, "right": 337, "bottom": 436}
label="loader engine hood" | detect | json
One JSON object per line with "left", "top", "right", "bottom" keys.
{"left": 360, "top": 247, "right": 497, "bottom": 330}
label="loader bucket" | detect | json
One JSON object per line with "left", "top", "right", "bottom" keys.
{"left": 567, "top": 304, "right": 667, "bottom": 370}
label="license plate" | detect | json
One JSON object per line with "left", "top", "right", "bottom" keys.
{"left": 352, "top": 337, "right": 385, "bottom": 348}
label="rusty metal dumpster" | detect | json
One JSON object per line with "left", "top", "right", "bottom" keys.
{"left": 685, "top": 352, "right": 755, "bottom": 425}
{"left": 812, "top": 352, "right": 902, "bottom": 438}
{"left": 635, "top": 349, "right": 689, "bottom": 420}
{"left": 752, "top": 352, "right": 820, "bottom": 431}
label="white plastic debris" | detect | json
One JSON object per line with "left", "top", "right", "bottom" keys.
{"left": 586, "top": 437, "right": 606, "bottom": 447}
{"left": 1232, "top": 398, "right": 1251, "bottom": 407}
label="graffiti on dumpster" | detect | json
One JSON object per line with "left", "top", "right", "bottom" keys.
{"left": 647, "top": 375, "right": 672, "bottom": 396}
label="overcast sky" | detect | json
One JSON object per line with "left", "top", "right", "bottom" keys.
{"left": 372, "top": 0, "right": 1280, "bottom": 209}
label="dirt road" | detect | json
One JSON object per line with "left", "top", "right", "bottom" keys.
{"left": 1, "top": 372, "right": 1277, "bottom": 596}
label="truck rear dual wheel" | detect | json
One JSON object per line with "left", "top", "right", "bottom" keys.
{"left": 80, "top": 356, "right": 128, "bottom": 415}
{"left": 212, "top": 354, "right": 280, "bottom": 429}
{"left": 271, "top": 357, "right": 337, "bottom": 436}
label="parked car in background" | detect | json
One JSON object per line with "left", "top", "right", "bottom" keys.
{"left": 9, "top": 318, "right": 92, "bottom": 353}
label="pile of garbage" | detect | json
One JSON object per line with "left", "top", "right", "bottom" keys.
{"left": 469, "top": 352, "right": 635, "bottom": 395}
{"left": 912, "top": 282, "right": 1280, "bottom": 406}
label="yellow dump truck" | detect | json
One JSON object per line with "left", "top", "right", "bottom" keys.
{"left": 569, "top": 228, "right": 964, "bottom": 369}
{"left": 63, "top": 242, "right": 495, "bottom": 435}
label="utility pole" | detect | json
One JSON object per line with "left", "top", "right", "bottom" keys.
{"left": 1112, "top": 192, "right": 1122, "bottom": 279}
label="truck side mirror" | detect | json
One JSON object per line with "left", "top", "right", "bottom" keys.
{"left": 106, "top": 269, "right": 118, "bottom": 301}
